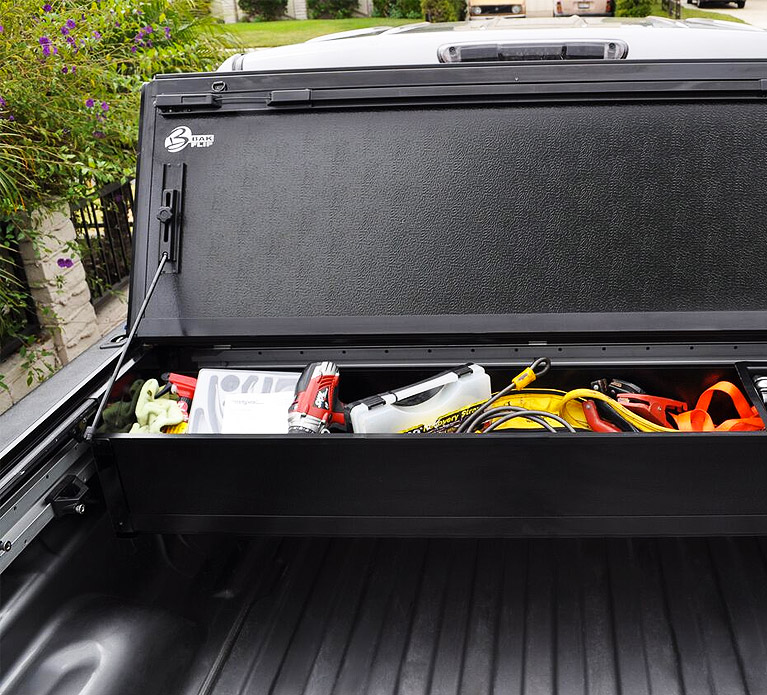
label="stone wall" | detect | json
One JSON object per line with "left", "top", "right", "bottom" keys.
{"left": 0, "top": 203, "right": 128, "bottom": 416}
{"left": 210, "top": 0, "right": 243, "bottom": 22}
{"left": 286, "top": 0, "right": 309, "bottom": 18}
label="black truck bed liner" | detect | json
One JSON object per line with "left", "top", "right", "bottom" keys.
{"left": 210, "top": 536, "right": 767, "bottom": 695}
{"left": 5, "top": 523, "right": 767, "bottom": 695}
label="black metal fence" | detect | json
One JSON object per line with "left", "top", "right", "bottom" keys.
{"left": 0, "top": 228, "right": 40, "bottom": 360}
{"left": 70, "top": 180, "right": 134, "bottom": 304}
{"left": 661, "top": 0, "right": 682, "bottom": 18}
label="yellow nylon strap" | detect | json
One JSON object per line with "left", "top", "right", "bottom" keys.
{"left": 556, "top": 389, "right": 675, "bottom": 433}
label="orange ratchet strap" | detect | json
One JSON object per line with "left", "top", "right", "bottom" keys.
{"left": 673, "top": 381, "right": 765, "bottom": 432}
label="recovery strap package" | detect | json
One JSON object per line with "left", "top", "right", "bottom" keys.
{"left": 90, "top": 59, "right": 767, "bottom": 537}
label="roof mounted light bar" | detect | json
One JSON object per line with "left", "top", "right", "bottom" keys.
{"left": 438, "top": 39, "right": 629, "bottom": 63}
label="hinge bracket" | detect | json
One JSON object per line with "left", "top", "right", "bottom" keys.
{"left": 46, "top": 475, "right": 89, "bottom": 517}
{"left": 157, "top": 162, "right": 185, "bottom": 273}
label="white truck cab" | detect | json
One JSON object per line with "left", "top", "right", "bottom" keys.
{"left": 220, "top": 16, "right": 767, "bottom": 71}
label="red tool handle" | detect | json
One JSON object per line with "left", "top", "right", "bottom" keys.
{"left": 582, "top": 400, "right": 622, "bottom": 433}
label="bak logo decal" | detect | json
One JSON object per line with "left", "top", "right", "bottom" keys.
{"left": 164, "top": 126, "right": 215, "bottom": 152}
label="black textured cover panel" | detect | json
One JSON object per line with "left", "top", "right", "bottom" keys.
{"left": 136, "top": 90, "right": 767, "bottom": 338}
{"left": 209, "top": 537, "right": 767, "bottom": 695}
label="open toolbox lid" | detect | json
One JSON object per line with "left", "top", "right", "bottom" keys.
{"left": 129, "top": 60, "right": 767, "bottom": 343}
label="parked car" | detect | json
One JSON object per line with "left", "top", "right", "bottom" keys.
{"left": 690, "top": 0, "right": 745, "bottom": 7}
{"left": 4, "top": 20, "right": 767, "bottom": 695}
{"left": 554, "top": 0, "right": 615, "bottom": 16}
{"left": 468, "top": 0, "right": 527, "bottom": 19}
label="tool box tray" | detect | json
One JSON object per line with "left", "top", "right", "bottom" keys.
{"left": 94, "top": 60, "right": 767, "bottom": 537}
{"left": 94, "top": 356, "right": 767, "bottom": 537}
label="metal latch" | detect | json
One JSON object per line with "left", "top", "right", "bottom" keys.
{"left": 46, "top": 475, "right": 89, "bottom": 517}
{"left": 155, "top": 93, "right": 221, "bottom": 113}
{"left": 157, "top": 163, "right": 185, "bottom": 273}
{"left": 267, "top": 89, "right": 312, "bottom": 106}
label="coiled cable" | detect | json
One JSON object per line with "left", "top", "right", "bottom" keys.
{"left": 456, "top": 357, "right": 552, "bottom": 434}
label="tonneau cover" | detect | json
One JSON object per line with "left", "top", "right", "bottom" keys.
{"left": 130, "top": 61, "right": 767, "bottom": 341}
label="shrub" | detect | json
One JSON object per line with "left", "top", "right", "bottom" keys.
{"left": 374, "top": 0, "right": 423, "bottom": 17}
{"left": 393, "top": 0, "right": 422, "bottom": 15}
{"left": 0, "top": 0, "right": 230, "bottom": 386}
{"left": 615, "top": 0, "right": 651, "bottom": 15}
{"left": 421, "top": 0, "right": 457, "bottom": 20}
{"left": 239, "top": 0, "right": 287, "bottom": 20}
{"left": 0, "top": 0, "right": 229, "bottom": 220}
{"left": 308, "top": 0, "right": 358, "bottom": 17}
{"left": 450, "top": 0, "right": 465, "bottom": 19}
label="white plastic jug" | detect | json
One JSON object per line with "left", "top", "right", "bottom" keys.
{"left": 347, "top": 364, "right": 491, "bottom": 434}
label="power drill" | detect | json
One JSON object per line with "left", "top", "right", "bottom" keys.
{"left": 288, "top": 361, "right": 346, "bottom": 434}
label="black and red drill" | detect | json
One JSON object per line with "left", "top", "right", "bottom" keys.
{"left": 288, "top": 361, "right": 346, "bottom": 434}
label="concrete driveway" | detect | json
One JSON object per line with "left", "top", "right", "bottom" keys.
{"left": 690, "top": 0, "right": 767, "bottom": 28}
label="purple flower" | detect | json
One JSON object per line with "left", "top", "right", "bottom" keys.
{"left": 164, "top": 26, "right": 171, "bottom": 39}
{"left": 92, "top": 130, "right": 105, "bottom": 139}
{"left": 100, "top": 101, "right": 109, "bottom": 111}
{"left": 61, "top": 65, "right": 67, "bottom": 73}
{"left": 8, "top": 115, "right": 14, "bottom": 122}
{"left": 114, "top": 21, "right": 120, "bottom": 27}
{"left": 65, "top": 18, "right": 75, "bottom": 28}
{"left": 85, "top": 97, "right": 94, "bottom": 108}
{"left": 92, "top": 30, "right": 101, "bottom": 39}
{"left": 0, "top": 24, "right": 4, "bottom": 32}
{"left": 146, "top": 39, "right": 152, "bottom": 47}
{"left": 144, "top": 24, "right": 152, "bottom": 33}
{"left": 52, "top": 45, "right": 57, "bottom": 54}
{"left": 57, "top": 258, "right": 74, "bottom": 268}
{"left": 60, "top": 25, "right": 69, "bottom": 34}
{"left": 130, "top": 45, "right": 137, "bottom": 52}
{"left": 0, "top": 96, "right": 5, "bottom": 107}
{"left": 43, "top": 3, "right": 52, "bottom": 10}
{"left": 39, "top": 35, "right": 50, "bottom": 44}
{"left": 65, "top": 34, "right": 74, "bottom": 44}
{"left": 42, "top": 44, "right": 50, "bottom": 56}
{"left": 70, "top": 65, "right": 75, "bottom": 72}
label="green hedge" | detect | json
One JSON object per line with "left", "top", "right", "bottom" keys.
{"left": 421, "top": 0, "right": 458, "bottom": 20}
{"left": 373, "top": 0, "right": 422, "bottom": 17}
{"left": 239, "top": 0, "right": 288, "bottom": 20}
{"left": 308, "top": 0, "right": 359, "bottom": 17}
{"left": 615, "top": 0, "right": 651, "bottom": 15}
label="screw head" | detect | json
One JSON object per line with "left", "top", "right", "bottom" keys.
{"left": 75, "top": 503, "right": 86, "bottom": 515}
{"left": 1, "top": 541, "right": 12, "bottom": 552}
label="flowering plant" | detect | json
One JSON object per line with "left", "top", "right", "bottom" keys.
{"left": 0, "top": 0, "right": 230, "bottom": 387}
{"left": 0, "top": 0, "right": 229, "bottom": 218}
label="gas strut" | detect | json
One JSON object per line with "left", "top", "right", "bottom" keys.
{"left": 84, "top": 252, "right": 169, "bottom": 441}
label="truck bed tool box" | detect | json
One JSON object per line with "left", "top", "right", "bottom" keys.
{"left": 93, "top": 59, "right": 767, "bottom": 537}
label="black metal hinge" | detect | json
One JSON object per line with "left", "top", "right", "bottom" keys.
{"left": 46, "top": 475, "right": 89, "bottom": 517}
{"left": 157, "top": 163, "right": 185, "bottom": 274}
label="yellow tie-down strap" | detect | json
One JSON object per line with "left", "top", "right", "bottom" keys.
{"left": 401, "top": 389, "right": 674, "bottom": 433}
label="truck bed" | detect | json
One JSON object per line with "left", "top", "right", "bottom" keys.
{"left": 3, "top": 517, "right": 767, "bottom": 694}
